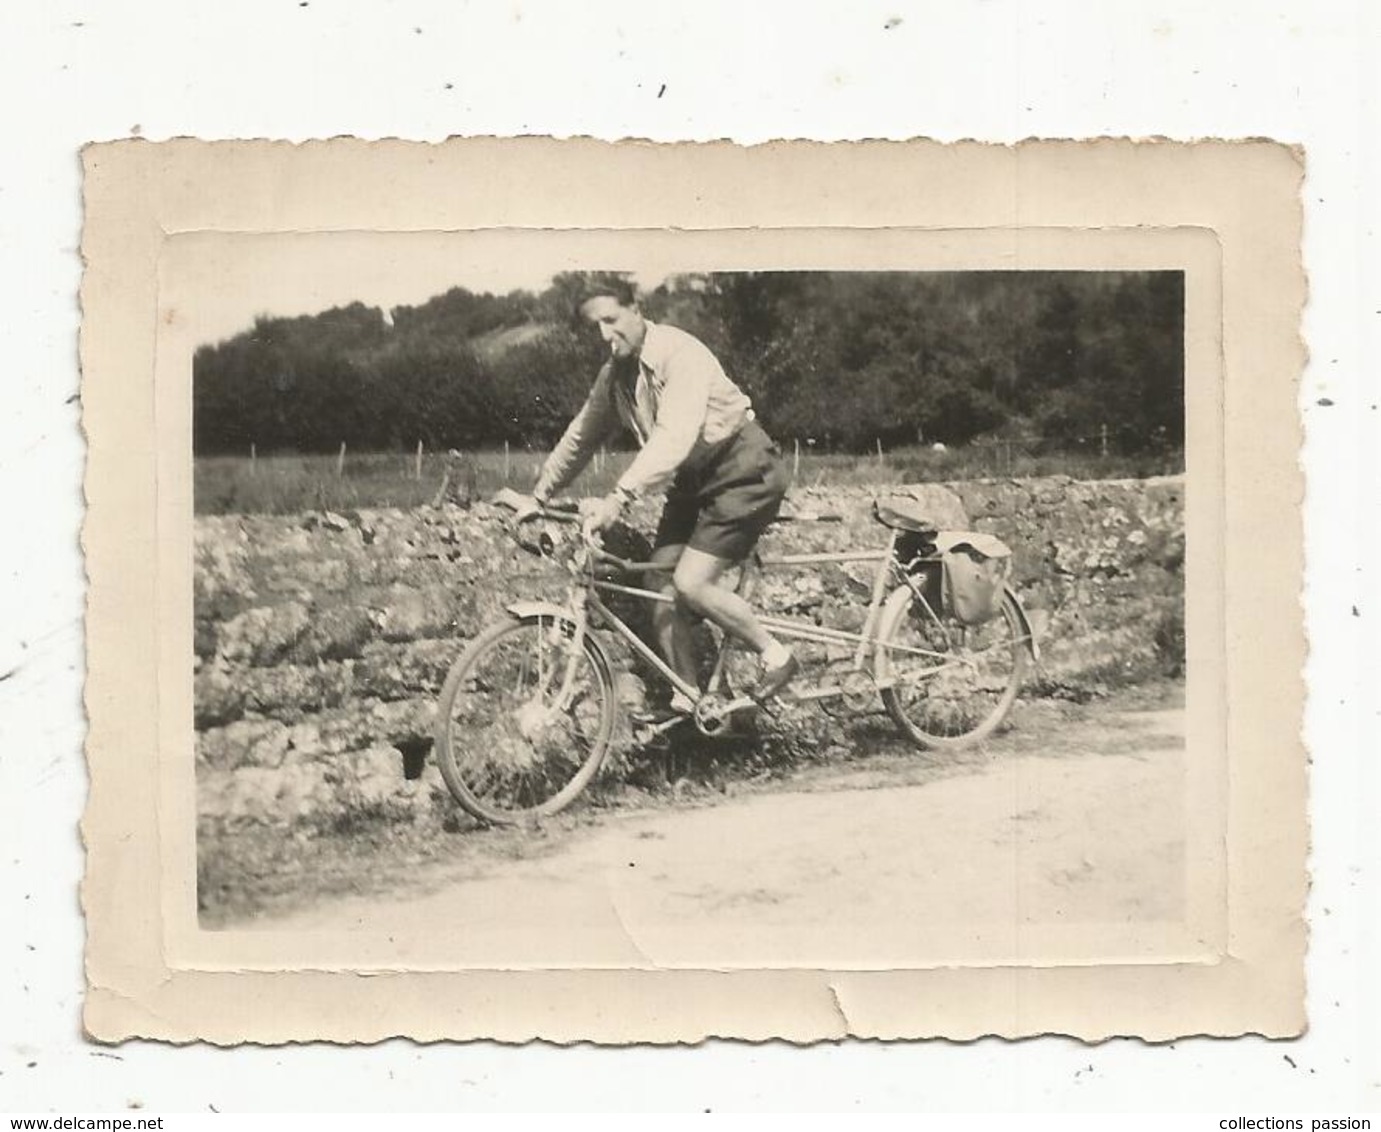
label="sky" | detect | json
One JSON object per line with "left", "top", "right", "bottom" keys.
{"left": 163, "top": 230, "right": 674, "bottom": 348}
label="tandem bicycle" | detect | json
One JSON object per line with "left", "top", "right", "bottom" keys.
{"left": 432, "top": 491, "right": 1039, "bottom": 824}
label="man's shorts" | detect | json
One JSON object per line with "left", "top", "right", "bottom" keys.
{"left": 652, "top": 420, "right": 790, "bottom": 563}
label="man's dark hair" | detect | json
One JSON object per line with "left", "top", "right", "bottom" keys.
{"left": 574, "top": 277, "right": 638, "bottom": 317}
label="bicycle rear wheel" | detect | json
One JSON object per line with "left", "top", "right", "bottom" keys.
{"left": 434, "top": 613, "right": 616, "bottom": 824}
{"left": 876, "top": 585, "right": 1028, "bottom": 749}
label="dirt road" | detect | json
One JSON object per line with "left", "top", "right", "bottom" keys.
{"left": 254, "top": 695, "right": 1199, "bottom": 969}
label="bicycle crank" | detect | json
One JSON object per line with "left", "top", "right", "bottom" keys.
{"left": 693, "top": 693, "right": 758, "bottom": 737}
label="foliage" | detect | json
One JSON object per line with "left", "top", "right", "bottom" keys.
{"left": 193, "top": 270, "right": 1185, "bottom": 459}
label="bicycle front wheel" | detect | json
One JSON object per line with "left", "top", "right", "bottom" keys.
{"left": 434, "top": 613, "right": 616, "bottom": 824}
{"left": 876, "top": 585, "right": 1028, "bottom": 749}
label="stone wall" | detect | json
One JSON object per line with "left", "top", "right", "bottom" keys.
{"left": 194, "top": 476, "right": 1183, "bottom": 833}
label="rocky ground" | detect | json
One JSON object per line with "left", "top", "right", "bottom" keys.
{"left": 201, "top": 679, "right": 1184, "bottom": 931}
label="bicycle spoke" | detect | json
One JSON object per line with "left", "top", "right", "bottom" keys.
{"left": 881, "top": 590, "right": 1026, "bottom": 746}
{"left": 437, "top": 616, "right": 614, "bottom": 821}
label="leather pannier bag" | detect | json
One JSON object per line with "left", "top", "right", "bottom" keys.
{"left": 938, "top": 534, "right": 1012, "bottom": 625}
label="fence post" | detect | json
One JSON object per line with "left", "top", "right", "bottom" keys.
{"left": 1100, "top": 423, "right": 1109, "bottom": 457}
{"left": 503, "top": 440, "right": 511, "bottom": 483}
{"left": 336, "top": 441, "right": 346, "bottom": 477}
{"left": 415, "top": 439, "right": 424, "bottom": 481}
{"left": 249, "top": 442, "right": 256, "bottom": 476}
{"left": 792, "top": 438, "right": 801, "bottom": 482}
{"left": 875, "top": 437, "right": 884, "bottom": 462}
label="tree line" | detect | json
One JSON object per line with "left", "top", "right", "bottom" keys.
{"left": 192, "top": 269, "right": 1184, "bottom": 457}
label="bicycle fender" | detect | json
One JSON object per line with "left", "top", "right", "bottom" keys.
{"left": 504, "top": 600, "right": 571, "bottom": 622}
{"left": 1005, "top": 585, "right": 1041, "bottom": 662}
{"left": 874, "top": 585, "right": 920, "bottom": 678}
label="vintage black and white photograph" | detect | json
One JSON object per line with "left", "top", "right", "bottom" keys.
{"left": 186, "top": 239, "right": 1199, "bottom": 968}
{"left": 79, "top": 138, "right": 1305, "bottom": 1042}
{"left": 10, "top": 0, "right": 1358, "bottom": 1105}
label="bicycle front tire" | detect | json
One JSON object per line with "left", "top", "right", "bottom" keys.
{"left": 433, "top": 613, "right": 616, "bottom": 824}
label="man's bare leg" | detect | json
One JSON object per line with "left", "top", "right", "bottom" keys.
{"left": 672, "top": 546, "right": 791, "bottom": 669}
{"left": 647, "top": 543, "right": 701, "bottom": 702}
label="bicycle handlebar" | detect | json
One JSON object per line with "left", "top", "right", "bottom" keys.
{"left": 490, "top": 488, "right": 609, "bottom": 562}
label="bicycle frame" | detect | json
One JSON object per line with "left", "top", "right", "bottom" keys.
{"left": 566, "top": 528, "right": 949, "bottom": 710}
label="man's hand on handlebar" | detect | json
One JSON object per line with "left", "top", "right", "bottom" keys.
{"left": 580, "top": 493, "right": 624, "bottom": 544}
{"left": 491, "top": 486, "right": 556, "bottom": 525}
{"left": 510, "top": 493, "right": 544, "bottom": 525}
{"left": 493, "top": 487, "right": 604, "bottom": 554}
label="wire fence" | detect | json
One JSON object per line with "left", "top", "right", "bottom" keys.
{"left": 196, "top": 427, "right": 1183, "bottom": 517}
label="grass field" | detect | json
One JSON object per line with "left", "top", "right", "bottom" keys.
{"left": 194, "top": 444, "right": 1184, "bottom": 516}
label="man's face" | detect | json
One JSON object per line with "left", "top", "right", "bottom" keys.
{"left": 580, "top": 296, "right": 647, "bottom": 359}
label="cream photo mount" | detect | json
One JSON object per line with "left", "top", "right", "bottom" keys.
{"left": 81, "top": 138, "right": 1304, "bottom": 1043}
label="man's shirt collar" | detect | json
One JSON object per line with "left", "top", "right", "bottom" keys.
{"left": 634, "top": 320, "right": 673, "bottom": 375}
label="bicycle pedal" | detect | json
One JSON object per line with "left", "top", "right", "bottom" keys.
{"left": 721, "top": 694, "right": 761, "bottom": 716}
{"left": 632, "top": 724, "right": 675, "bottom": 751}
{"left": 630, "top": 707, "right": 691, "bottom": 728}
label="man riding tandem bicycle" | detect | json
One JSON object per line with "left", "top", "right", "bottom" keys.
{"left": 433, "top": 283, "right": 1039, "bottom": 824}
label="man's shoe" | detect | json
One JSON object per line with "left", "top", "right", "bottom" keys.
{"left": 630, "top": 693, "right": 695, "bottom": 727}
{"left": 753, "top": 650, "right": 800, "bottom": 702}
